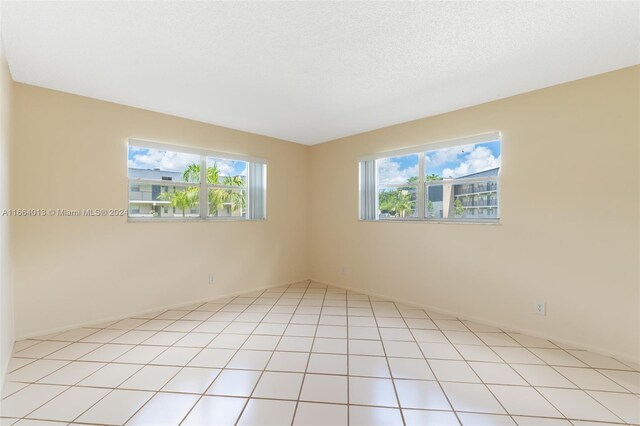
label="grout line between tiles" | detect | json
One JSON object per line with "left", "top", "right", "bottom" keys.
{"left": 290, "top": 280, "right": 326, "bottom": 425}
{"left": 367, "top": 296, "right": 406, "bottom": 424}
{"left": 2, "top": 281, "right": 636, "bottom": 426}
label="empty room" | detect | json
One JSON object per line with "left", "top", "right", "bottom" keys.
{"left": 0, "top": 1, "right": 638, "bottom": 425}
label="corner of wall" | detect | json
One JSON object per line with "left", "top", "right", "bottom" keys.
{"left": 0, "top": 24, "right": 16, "bottom": 392}
{"left": 305, "top": 67, "right": 640, "bottom": 361}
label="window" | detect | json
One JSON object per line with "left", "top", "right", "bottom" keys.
{"left": 206, "top": 156, "right": 247, "bottom": 218}
{"left": 127, "top": 140, "right": 267, "bottom": 221}
{"left": 377, "top": 154, "right": 419, "bottom": 218}
{"left": 359, "top": 132, "right": 501, "bottom": 223}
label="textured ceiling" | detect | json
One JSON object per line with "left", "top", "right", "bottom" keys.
{"left": 1, "top": 1, "right": 638, "bottom": 145}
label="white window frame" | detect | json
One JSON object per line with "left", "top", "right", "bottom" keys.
{"left": 127, "top": 139, "right": 267, "bottom": 222}
{"left": 359, "top": 131, "right": 501, "bottom": 224}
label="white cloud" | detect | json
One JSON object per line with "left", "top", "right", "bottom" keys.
{"left": 426, "top": 144, "right": 475, "bottom": 167}
{"left": 377, "top": 157, "right": 418, "bottom": 184}
{"left": 128, "top": 149, "right": 248, "bottom": 177}
{"left": 128, "top": 148, "right": 199, "bottom": 172}
{"left": 215, "top": 160, "right": 235, "bottom": 176}
{"left": 210, "top": 159, "right": 247, "bottom": 177}
{"left": 441, "top": 146, "right": 500, "bottom": 178}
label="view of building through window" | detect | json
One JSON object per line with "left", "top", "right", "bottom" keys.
{"left": 374, "top": 139, "right": 501, "bottom": 221}
{"left": 127, "top": 145, "right": 252, "bottom": 219}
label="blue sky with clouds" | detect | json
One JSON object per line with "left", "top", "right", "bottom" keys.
{"left": 128, "top": 146, "right": 247, "bottom": 176}
{"left": 427, "top": 141, "right": 500, "bottom": 178}
{"left": 377, "top": 140, "right": 501, "bottom": 184}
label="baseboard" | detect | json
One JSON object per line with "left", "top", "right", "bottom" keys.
{"left": 0, "top": 334, "right": 14, "bottom": 398}
{"left": 313, "top": 278, "right": 639, "bottom": 366}
{"left": 16, "top": 278, "right": 311, "bottom": 341}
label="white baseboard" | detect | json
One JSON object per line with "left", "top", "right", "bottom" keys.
{"left": 0, "top": 335, "right": 14, "bottom": 398}
{"left": 313, "top": 278, "right": 639, "bottom": 366}
{"left": 16, "top": 278, "right": 311, "bottom": 341}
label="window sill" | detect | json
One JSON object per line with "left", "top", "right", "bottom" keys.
{"left": 127, "top": 217, "right": 266, "bottom": 223}
{"left": 360, "top": 218, "right": 501, "bottom": 225}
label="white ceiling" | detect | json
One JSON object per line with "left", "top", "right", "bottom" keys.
{"left": 1, "top": 1, "right": 638, "bottom": 145}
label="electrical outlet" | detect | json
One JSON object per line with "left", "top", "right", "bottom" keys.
{"left": 534, "top": 301, "right": 546, "bottom": 315}
{"left": 209, "top": 275, "right": 215, "bottom": 285}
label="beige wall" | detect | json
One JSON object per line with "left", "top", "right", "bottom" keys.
{"left": 309, "top": 66, "right": 640, "bottom": 361}
{"left": 0, "top": 29, "right": 14, "bottom": 386}
{"left": 11, "top": 83, "right": 310, "bottom": 338}
{"left": 6, "top": 64, "right": 638, "bottom": 362}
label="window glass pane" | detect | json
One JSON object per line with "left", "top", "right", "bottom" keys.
{"left": 376, "top": 154, "right": 419, "bottom": 185}
{"left": 451, "top": 180, "right": 499, "bottom": 219}
{"left": 425, "top": 140, "right": 501, "bottom": 179}
{"left": 425, "top": 180, "right": 499, "bottom": 220}
{"left": 424, "top": 140, "right": 501, "bottom": 221}
{"left": 208, "top": 188, "right": 247, "bottom": 218}
{"left": 206, "top": 157, "right": 247, "bottom": 186}
{"left": 128, "top": 183, "right": 199, "bottom": 218}
{"left": 127, "top": 146, "right": 201, "bottom": 183}
{"left": 378, "top": 187, "right": 417, "bottom": 219}
{"left": 425, "top": 184, "right": 444, "bottom": 219}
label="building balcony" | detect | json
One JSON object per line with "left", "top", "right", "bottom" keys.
{"left": 454, "top": 187, "right": 498, "bottom": 196}
{"left": 129, "top": 199, "right": 171, "bottom": 205}
{"left": 453, "top": 181, "right": 498, "bottom": 196}
{"left": 460, "top": 201, "right": 498, "bottom": 207}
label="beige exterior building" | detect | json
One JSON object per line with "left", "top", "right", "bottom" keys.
{"left": 128, "top": 168, "right": 245, "bottom": 218}
{"left": 428, "top": 167, "right": 499, "bottom": 220}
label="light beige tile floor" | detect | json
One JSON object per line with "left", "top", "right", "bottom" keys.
{"left": 1, "top": 281, "right": 639, "bottom": 425}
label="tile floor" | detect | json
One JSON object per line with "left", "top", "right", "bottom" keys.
{"left": 1, "top": 281, "right": 639, "bottom": 425}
